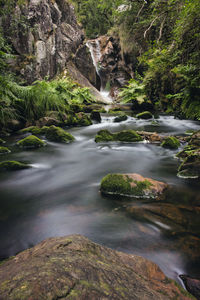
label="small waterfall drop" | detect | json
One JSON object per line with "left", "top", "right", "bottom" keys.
{"left": 86, "top": 39, "right": 112, "bottom": 103}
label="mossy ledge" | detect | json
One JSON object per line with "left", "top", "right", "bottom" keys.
{"left": 0, "top": 235, "right": 193, "bottom": 300}
{"left": 136, "top": 111, "right": 153, "bottom": 119}
{"left": 0, "top": 161, "right": 31, "bottom": 171}
{"left": 95, "top": 129, "right": 143, "bottom": 143}
{"left": 17, "top": 135, "right": 46, "bottom": 149}
{"left": 100, "top": 173, "right": 168, "bottom": 199}
{"left": 45, "top": 125, "right": 75, "bottom": 143}
{"left": 161, "top": 136, "right": 180, "bottom": 149}
{"left": 0, "top": 146, "right": 10, "bottom": 154}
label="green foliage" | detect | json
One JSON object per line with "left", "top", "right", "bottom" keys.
{"left": 118, "top": 79, "right": 145, "bottom": 104}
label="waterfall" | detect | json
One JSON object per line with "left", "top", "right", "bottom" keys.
{"left": 86, "top": 40, "right": 102, "bottom": 77}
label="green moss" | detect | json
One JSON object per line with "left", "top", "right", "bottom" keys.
{"left": 114, "top": 115, "right": 128, "bottom": 123}
{"left": 136, "top": 111, "right": 153, "bottom": 119}
{"left": 116, "top": 130, "right": 143, "bottom": 142}
{"left": 0, "top": 161, "right": 31, "bottom": 171}
{"left": 0, "top": 146, "right": 10, "bottom": 154}
{"left": 161, "top": 136, "right": 180, "bottom": 149}
{"left": 0, "top": 138, "right": 5, "bottom": 145}
{"left": 75, "top": 112, "right": 92, "bottom": 126}
{"left": 45, "top": 126, "right": 75, "bottom": 143}
{"left": 108, "top": 109, "right": 122, "bottom": 115}
{"left": 19, "top": 126, "right": 49, "bottom": 135}
{"left": 100, "top": 174, "right": 152, "bottom": 197}
{"left": 17, "top": 135, "right": 46, "bottom": 149}
{"left": 95, "top": 129, "right": 143, "bottom": 143}
{"left": 95, "top": 130, "right": 115, "bottom": 143}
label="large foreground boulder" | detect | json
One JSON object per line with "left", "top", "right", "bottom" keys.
{"left": 0, "top": 235, "right": 193, "bottom": 300}
{"left": 101, "top": 173, "right": 168, "bottom": 199}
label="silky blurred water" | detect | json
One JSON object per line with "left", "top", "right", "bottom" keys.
{"left": 0, "top": 115, "right": 200, "bottom": 282}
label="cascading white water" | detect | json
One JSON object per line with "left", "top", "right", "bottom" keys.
{"left": 86, "top": 39, "right": 113, "bottom": 103}
{"left": 86, "top": 40, "right": 102, "bottom": 77}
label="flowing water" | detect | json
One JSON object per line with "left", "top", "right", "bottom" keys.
{"left": 0, "top": 113, "right": 200, "bottom": 285}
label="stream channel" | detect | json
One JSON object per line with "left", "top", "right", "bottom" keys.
{"left": 0, "top": 109, "right": 200, "bottom": 285}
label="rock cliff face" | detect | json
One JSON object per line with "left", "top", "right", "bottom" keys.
{"left": 0, "top": 235, "right": 193, "bottom": 299}
{"left": 87, "top": 36, "right": 134, "bottom": 98}
{"left": 2, "top": 0, "right": 99, "bottom": 91}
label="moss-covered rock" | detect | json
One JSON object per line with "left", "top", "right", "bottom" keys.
{"left": 95, "top": 130, "right": 115, "bottom": 143}
{"left": 95, "top": 129, "right": 143, "bottom": 143}
{"left": 0, "top": 147, "right": 10, "bottom": 154}
{"left": 116, "top": 130, "right": 143, "bottom": 142}
{"left": 136, "top": 111, "right": 153, "bottom": 119}
{"left": 108, "top": 109, "right": 122, "bottom": 115}
{"left": 114, "top": 114, "right": 128, "bottom": 123}
{"left": 100, "top": 173, "right": 168, "bottom": 198}
{"left": 161, "top": 136, "right": 180, "bottom": 149}
{"left": 19, "top": 126, "right": 48, "bottom": 135}
{"left": 90, "top": 110, "right": 101, "bottom": 123}
{"left": 75, "top": 112, "right": 92, "bottom": 126}
{"left": 177, "top": 153, "right": 200, "bottom": 178}
{"left": 17, "top": 135, "right": 46, "bottom": 149}
{"left": 0, "top": 235, "right": 192, "bottom": 300}
{"left": 0, "top": 138, "right": 5, "bottom": 145}
{"left": 0, "top": 161, "right": 31, "bottom": 171}
{"left": 45, "top": 125, "right": 75, "bottom": 143}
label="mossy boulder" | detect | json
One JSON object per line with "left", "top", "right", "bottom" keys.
{"left": 100, "top": 173, "right": 168, "bottom": 198}
{"left": 0, "top": 146, "right": 10, "bottom": 154}
{"left": 177, "top": 153, "right": 200, "bottom": 178}
{"left": 95, "top": 130, "right": 115, "bottom": 143}
{"left": 95, "top": 129, "right": 143, "bottom": 143}
{"left": 108, "top": 109, "right": 122, "bottom": 115}
{"left": 19, "top": 126, "right": 49, "bottom": 135}
{"left": 0, "top": 235, "right": 192, "bottom": 300}
{"left": 136, "top": 111, "right": 153, "bottom": 119}
{"left": 114, "top": 114, "right": 128, "bottom": 123}
{"left": 17, "top": 135, "right": 46, "bottom": 149}
{"left": 90, "top": 110, "right": 101, "bottom": 123}
{"left": 116, "top": 130, "right": 143, "bottom": 142}
{"left": 75, "top": 112, "right": 92, "bottom": 126}
{"left": 0, "top": 138, "right": 5, "bottom": 145}
{"left": 0, "top": 160, "right": 31, "bottom": 171}
{"left": 45, "top": 126, "right": 75, "bottom": 143}
{"left": 161, "top": 136, "right": 180, "bottom": 149}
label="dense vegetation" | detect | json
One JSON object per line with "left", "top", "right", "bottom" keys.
{"left": 72, "top": 0, "right": 200, "bottom": 120}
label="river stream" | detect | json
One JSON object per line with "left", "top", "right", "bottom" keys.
{"left": 0, "top": 112, "right": 200, "bottom": 285}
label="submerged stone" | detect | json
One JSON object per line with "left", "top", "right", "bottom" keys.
{"left": 136, "top": 111, "right": 153, "bottom": 119}
{"left": 95, "top": 129, "right": 143, "bottom": 143}
{"left": 0, "top": 146, "right": 10, "bottom": 154}
{"left": 161, "top": 136, "right": 180, "bottom": 149}
{"left": 0, "top": 160, "right": 31, "bottom": 171}
{"left": 45, "top": 125, "right": 75, "bottom": 143}
{"left": 17, "top": 135, "right": 46, "bottom": 149}
{"left": 100, "top": 173, "right": 168, "bottom": 198}
{"left": 0, "top": 235, "right": 192, "bottom": 300}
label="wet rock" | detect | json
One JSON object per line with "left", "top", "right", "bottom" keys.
{"left": 36, "top": 116, "right": 61, "bottom": 127}
{"left": 6, "top": 119, "right": 24, "bottom": 132}
{"left": 100, "top": 173, "right": 168, "bottom": 198}
{"left": 90, "top": 110, "right": 101, "bottom": 123}
{"left": 0, "top": 234, "right": 193, "bottom": 299}
{"left": 95, "top": 129, "right": 143, "bottom": 143}
{"left": 17, "top": 135, "right": 46, "bottom": 149}
{"left": 46, "top": 125, "right": 74, "bottom": 143}
{"left": 0, "top": 161, "right": 31, "bottom": 171}
{"left": 180, "top": 275, "right": 200, "bottom": 300}
{"left": 136, "top": 111, "right": 153, "bottom": 119}
{"left": 75, "top": 112, "right": 92, "bottom": 126}
{"left": 0, "top": 147, "right": 10, "bottom": 154}
{"left": 114, "top": 114, "right": 128, "bottom": 123}
{"left": 161, "top": 136, "right": 180, "bottom": 150}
